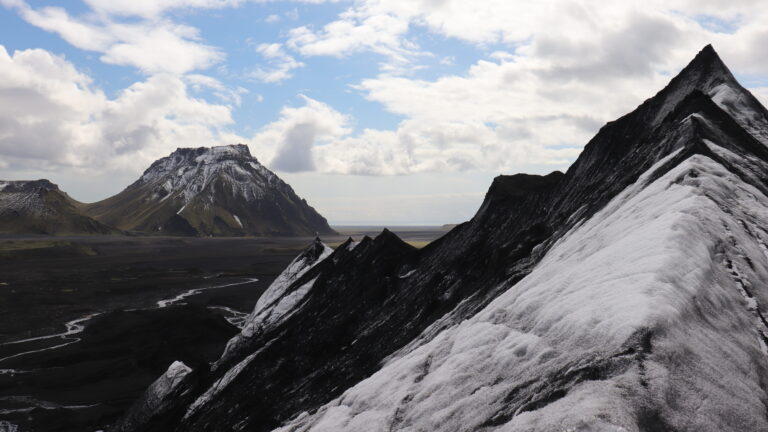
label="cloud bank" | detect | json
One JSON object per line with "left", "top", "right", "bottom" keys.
{"left": 2, "top": 0, "right": 768, "bottom": 181}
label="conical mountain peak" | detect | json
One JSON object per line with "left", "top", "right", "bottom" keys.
{"left": 84, "top": 145, "right": 336, "bottom": 236}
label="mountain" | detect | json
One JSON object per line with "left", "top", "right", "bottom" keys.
{"left": 0, "top": 179, "right": 118, "bottom": 235}
{"left": 114, "top": 45, "right": 768, "bottom": 431}
{"left": 84, "top": 144, "right": 336, "bottom": 237}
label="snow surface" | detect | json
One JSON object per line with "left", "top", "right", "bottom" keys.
{"left": 150, "top": 361, "right": 191, "bottom": 402}
{"left": 129, "top": 361, "right": 192, "bottom": 419}
{"left": 274, "top": 145, "right": 768, "bottom": 431}
{"left": 709, "top": 83, "right": 768, "bottom": 147}
{"left": 233, "top": 214, "right": 243, "bottom": 228}
{"left": 241, "top": 243, "right": 332, "bottom": 336}
{"left": 218, "top": 242, "right": 333, "bottom": 364}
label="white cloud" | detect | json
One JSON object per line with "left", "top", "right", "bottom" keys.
{"left": 81, "top": 0, "right": 245, "bottom": 18}
{"left": 265, "top": 14, "right": 281, "bottom": 23}
{"left": 6, "top": 0, "right": 768, "bottom": 187}
{"left": 248, "top": 93, "right": 581, "bottom": 176}
{"left": 288, "top": 12, "right": 415, "bottom": 61}
{"left": 249, "top": 95, "right": 350, "bottom": 171}
{"left": 3, "top": 1, "right": 223, "bottom": 74}
{"left": 265, "top": 0, "right": 768, "bottom": 177}
{"left": 185, "top": 74, "right": 248, "bottom": 105}
{"left": 249, "top": 43, "right": 304, "bottom": 83}
{"left": 0, "top": 45, "right": 235, "bottom": 173}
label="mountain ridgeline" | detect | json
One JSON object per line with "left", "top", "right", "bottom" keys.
{"left": 0, "top": 145, "right": 336, "bottom": 237}
{"left": 114, "top": 45, "right": 768, "bottom": 432}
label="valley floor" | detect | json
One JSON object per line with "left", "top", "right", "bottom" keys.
{"left": 0, "top": 228, "right": 447, "bottom": 432}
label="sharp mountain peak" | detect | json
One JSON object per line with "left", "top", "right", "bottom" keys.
{"left": 109, "top": 45, "right": 768, "bottom": 432}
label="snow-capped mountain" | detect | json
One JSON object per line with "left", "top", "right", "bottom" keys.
{"left": 0, "top": 179, "right": 117, "bottom": 235}
{"left": 85, "top": 144, "right": 335, "bottom": 236}
{"left": 114, "top": 45, "right": 768, "bottom": 431}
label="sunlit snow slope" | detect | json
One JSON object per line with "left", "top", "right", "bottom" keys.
{"left": 116, "top": 45, "right": 768, "bottom": 432}
{"left": 279, "top": 150, "right": 768, "bottom": 431}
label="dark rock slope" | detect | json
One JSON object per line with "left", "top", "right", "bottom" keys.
{"left": 115, "top": 45, "right": 768, "bottom": 431}
{"left": 85, "top": 144, "right": 335, "bottom": 237}
{"left": 0, "top": 179, "right": 118, "bottom": 235}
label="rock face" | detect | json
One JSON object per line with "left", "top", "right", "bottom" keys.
{"left": 115, "top": 45, "right": 768, "bottom": 431}
{"left": 85, "top": 144, "right": 335, "bottom": 237}
{"left": 0, "top": 179, "right": 118, "bottom": 235}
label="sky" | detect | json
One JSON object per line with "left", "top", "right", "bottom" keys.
{"left": 0, "top": 0, "right": 767, "bottom": 225}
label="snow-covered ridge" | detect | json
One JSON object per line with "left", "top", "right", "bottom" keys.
{"left": 111, "top": 360, "right": 193, "bottom": 432}
{"left": 185, "top": 352, "right": 258, "bottom": 420}
{"left": 218, "top": 240, "right": 333, "bottom": 364}
{"left": 149, "top": 361, "right": 191, "bottom": 403}
{"left": 708, "top": 82, "right": 768, "bottom": 147}
{"left": 275, "top": 144, "right": 768, "bottom": 431}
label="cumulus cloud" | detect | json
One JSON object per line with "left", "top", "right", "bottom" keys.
{"left": 185, "top": 74, "right": 248, "bottom": 106}
{"left": 249, "top": 43, "right": 304, "bottom": 83}
{"left": 267, "top": 0, "right": 768, "bottom": 175}
{"left": 81, "top": 0, "right": 246, "bottom": 19}
{"left": 249, "top": 96, "right": 350, "bottom": 171}
{"left": 2, "top": 1, "right": 223, "bottom": 74}
{"left": 0, "top": 45, "right": 235, "bottom": 173}
{"left": 5, "top": 0, "right": 768, "bottom": 184}
{"left": 288, "top": 13, "right": 415, "bottom": 61}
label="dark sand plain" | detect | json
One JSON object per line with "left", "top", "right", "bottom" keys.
{"left": 0, "top": 227, "right": 448, "bottom": 431}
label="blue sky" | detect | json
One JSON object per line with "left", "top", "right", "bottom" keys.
{"left": 0, "top": 0, "right": 767, "bottom": 224}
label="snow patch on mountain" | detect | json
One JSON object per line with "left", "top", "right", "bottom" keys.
{"left": 138, "top": 145, "right": 281, "bottom": 206}
{"left": 275, "top": 148, "right": 768, "bottom": 431}
{"left": 0, "top": 181, "right": 56, "bottom": 218}
{"left": 0, "top": 192, "right": 49, "bottom": 217}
